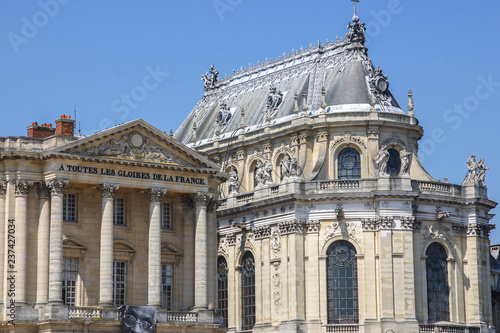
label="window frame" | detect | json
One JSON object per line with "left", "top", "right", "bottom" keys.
{"left": 161, "top": 263, "right": 173, "bottom": 310}
{"left": 337, "top": 148, "right": 361, "bottom": 180}
{"left": 326, "top": 240, "right": 359, "bottom": 325}
{"left": 241, "top": 252, "right": 256, "bottom": 331}
{"left": 426, "top": 242, "right": 450, "bottom": 322}
{"left": 113, "top": 261, "right": 127, "bottom": 307}
{"left": 113, "top": 197, "right": 126, "bottom": 226}
{"left": 161, "top": 202, "right": 172, "bottom": 230}
{"left": 63, "top": 193, "right": 77, "bottom": 222}
{"left": 217, "top": 256, "right": 229, "bottom": 328}
{"left": 62, "top": 258, "right": 78, "bottom": 306}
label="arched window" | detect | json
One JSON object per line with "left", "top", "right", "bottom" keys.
{"left": 241, "top": 252, "right": 256, "bottom": 331}
{"left": 386, "top": 148, "right": 401, "bottom": 176}
{"left": 426, "top": 243, "right": 450, "bottom": 322}
{"left": 327, "top": 241, "right": 358, "bottom": 324}
{"left": 217, "top": 257, "right": 229, "bottom": 328}
{"left": 338, "top": 148, "right": 361, "bottom": 179}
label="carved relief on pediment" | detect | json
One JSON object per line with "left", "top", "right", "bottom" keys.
{"left": 77, "top": 132, "right": 186, "bottom": 164}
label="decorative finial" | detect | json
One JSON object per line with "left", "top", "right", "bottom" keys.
{"left": 293, "top": 93, "right": 299, "bottom": 114}
{"left": 370, "top": 84, "right": 377, "bottom": 111}
{"left": 351, "top": 0, "right": 360, "bottom": 22}
{"left": 321, "top": 86, "right": 327, "bottom": 113}
{"left": 192, "top": 120, "right": 197, "bottom": 143}
{"left": 302, "top": 91, "right": 308, "bottom": 112}
{"left": 407, "top": 89, "right": 414, "bottom": 116}
{"left": 170, "top": 129, "right": 173, "bottom": 137}
{"left": 240, "top": 108, "right": 246, "bottom": 129}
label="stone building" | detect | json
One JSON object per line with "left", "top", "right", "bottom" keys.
{"left": 175, "top": 10, "right": 497, "bottom": 333}
{"left": 0, "top": 117, "right": 226, "bottom": 332}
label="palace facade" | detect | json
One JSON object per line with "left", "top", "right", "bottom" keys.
{"left": 175, "top": 11, "right": 497, "bottom": 333}
{"left": 0, "top": 117, "right": 226, "bottom": 332}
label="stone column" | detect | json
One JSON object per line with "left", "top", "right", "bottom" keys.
{"left": 0, "top": 181, "right": 7, "bottom": 307}
{"left": 36, "top": 182, "right": 51, "bottom": 305}
{"left": 193, "top": 193, "right": 209, "bottom": 309}
{"left": 146, "top": 188, "right": 166, "bottom": 306}
{"left": 97, "top": 183, "right": 119, "bottom": 306}
{"left": 13, "top": 178, "right": 33, "bottom": 305}
{"left": 181, "top": 195, "right": 194, "bottom": 309}
{"left": 47, "top": 178, "right": 68, "bottom": 304}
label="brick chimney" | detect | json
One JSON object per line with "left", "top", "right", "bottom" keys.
{"left": 55, "top": 115, "right": 75, "bottom": 137}
{"left": 27, "top": 122, "right": 55, "bottom": 138}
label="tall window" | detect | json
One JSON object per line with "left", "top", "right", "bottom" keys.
{"left": 113, "top": 261, "right": 126, "bottom": 306}
{"left": 241, "top": 252, "right": 255, "bottom": 331}
{"left": 161, "top": 264, "right": 173, "bottom": 310}
{"left": 63, "top": 193, "right": 77, "bottom": 222}
{"left": 426, "top": 243, "right": 450, "bottom": 322}
{"left": 62, "top": 258, "right": 78, "bottom": 306}
{"left": 113, "top": 198, "right": 125, "bottom": 226}
{"left": 338, "top": 148, "right": 361, "bottom": 179}
{"left": 161, "top": 202, "right": 172, "bottom": 230}
{"left": 386, "top": 148, "right": 401, "bottom": 176}
{"left": 327, "top": 241, "right": 358, "bottom": 324}
{"left": 217, "top": 257, "right": 229, "bottom": 327}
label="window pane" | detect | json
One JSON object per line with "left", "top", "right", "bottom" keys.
{"left": 161, "top": 264, "right": 173, "bottom": 310}
{"left": 113, "top": 198, "right": 125, "bottom": 226}
{"left": 241, "top": 252, "right": 255, "bottom": 331}
{"left": 327, "top": 241, "right": 358, "bottom": 324}
{"left": 217, "top": 257, "right": 229, "bottom": 327}
{"left": 338, "top": 148, "right": 361, "bottom": 180}
{"left": 386, "top": 148, "right": 401, "bottom": 176}
{"left": 161, "top": 202, "right": 172, "bottom": 230}
{"left": 113, "top": 261, "right": 126, "bottom": 306}
{"left": 426, "top": 243, "right": 449, "bottom": 321}
{"left": 62, "top": 258, "right": 78, "bottom": 306}
{"left": 63, "top": 194, "right": 77, "bottom": 222}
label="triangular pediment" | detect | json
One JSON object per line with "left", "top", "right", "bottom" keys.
{"left": 161, "top": 242, "right": 183, "bottom": 256}
{"left": 63, "top": 237, "right": 87, "bottom": 250}
{"left": 45, "top": 119, "right": 220, "bottom": 170}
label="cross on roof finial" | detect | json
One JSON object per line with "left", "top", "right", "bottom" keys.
{"left": 351, "top": 0, "right": 360, "bottom": 18}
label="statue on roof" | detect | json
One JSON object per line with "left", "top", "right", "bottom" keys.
{"left": 267, "top": 86, "right": 283, "bottom": 113}
{"left": 217, "top": 102, "right": 232, "bottom": 130}
{"left": 228, "top": 167, "right": 239, "bottom": 195}
{"left": 201, "top": 65, "right": 219, "bottom": 91}
{"left": 463, "top": 155, "right": 489, "bottom": 186}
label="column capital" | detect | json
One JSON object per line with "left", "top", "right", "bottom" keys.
{"left": 145, "top": 188, "right": 167, "bottom": 203}
{"left": 47, "top": 178, "right": 69, "bottom": 196}
{"left": 194, "top": 192, "right": 217, "bottom": 209}
{"left": 0, "top": 180, "right": 7, "bottom": 196}
{"left": 97, "top": 183, "right": 119, "bottom": 198}
{"left": 13, "top": 178, "right": 33, "bottom": 196}
{"left": 37, "top": 181, "right": 51, "bottom": 198}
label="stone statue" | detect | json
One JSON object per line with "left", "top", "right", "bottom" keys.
{"left": 463, "top": 155, "right": 489, "bottom": 186}
{"left": 254, "top": 159, "right": 266, "bottom": 188}
{"left": 375, "top": 146, "right": 389, "bottom": 176}
{"left": 280, "top": 152, "right": 301, "bottom": 180}
{"left": 201, "top": 65, "right": 219, "bottom": 92}
{"left": 477, "top": 158, "right": 489, "bottom": 185}
{"left": 399, "top": 148, "right": 411, "bottom": 176}
{"left": 228, "top": 167, "right": 239, "bottom": 195}
{"left": 463, "top": 155, "right": 478, "bottom": 185}
{"left": 264, "top": 158, "right": 274, "bottom": 185}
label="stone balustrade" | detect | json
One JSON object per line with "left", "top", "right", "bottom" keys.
{"left": 324, "top": 324, "right": 360, "bottom": 332}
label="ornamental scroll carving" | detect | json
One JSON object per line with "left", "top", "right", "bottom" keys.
{"left": 324, "top": 221, "right": 358, "bottom": 242}
{"left": 306, "top": 220, "right": 321, "bottom": 233}
{"left": 330, "top": 134, "right": 367, "bottom": 150}
{"left": 279, "top": 220, "right": 306, "bottom": 235}
{"left": 254, "top": 225, "right": 271, "bottom": 240}
{"left": 270, "top": 229, "right": 281, "bottom": 259}
{"left": 272, "top": 262, "right": 281, "bottom": 312}
{"left": 361, "top": 217, "right": 394, "bottom": 231}
{"left": 12, "top": 178, "right": 33, "bottom": 196}
{"left": 80, "top": 132, "right": 183, "bottom": 165}
{"left": 400, "top": 216, "right": 416, "bottom": 230}
{"left": 422, "top": 224, "right": 452, "bottom": 244}
{"left": 218, "top": 235, "right": 229, "bottom": 254}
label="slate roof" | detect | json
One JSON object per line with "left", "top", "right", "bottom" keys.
{"left": 175, "top": 17, "right": 403, "bottom": 145}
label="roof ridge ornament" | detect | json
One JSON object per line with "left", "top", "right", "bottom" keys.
{"left": 201, "top": 65, "right": 219, "bottom": 92}
{"left": 346, "top": 0, "right": 366, "bottom": 45}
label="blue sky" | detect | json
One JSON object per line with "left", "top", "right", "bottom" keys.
{"left": 1, "top": 1, "right": 500, "bottom": 242}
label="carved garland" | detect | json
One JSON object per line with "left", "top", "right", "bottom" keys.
{"left": 330, "top": 134, "right": 367, "bottom": 151}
